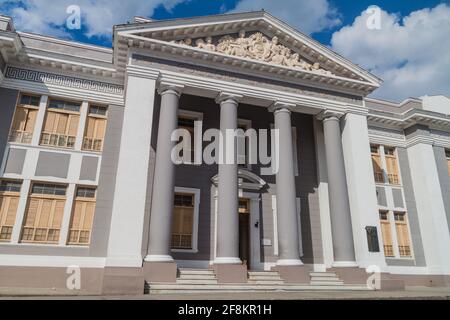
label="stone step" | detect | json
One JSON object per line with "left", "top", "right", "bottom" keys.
{"left": 310, "top": 281, "right": 345, "bottom": 286}
{"left": 248, "top": 280, "right": 285, "bottom": 285}
{"left": 248, "top": 271, "right": 280, "bottom": 277}
{"left": 310, "top": 272, "right": 339, "bottom": 278}
{"left": 147, "top": 283, "right": 372, "bottom": 294}
{"left": 248, "top": 275, "right": 283, "bottom": 280}
{"left": 179, "top": 274, "right": 217, "bottom": 280}
{"left": 177, "top": 279, "right": 218, "bottom": 285}
{"left": 310, "top": 276, "right": 341, "bottom": 282}
{"left": 179, "top": 269, "right": 215, "bottom": 275}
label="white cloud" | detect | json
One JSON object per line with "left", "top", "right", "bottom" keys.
{"left": 330, "top": 4, "right": 450, "bottom": 101}
{"left": 229, "top": 0, "right": 341, "bottom": 35}
{"left": 0, "top": 0, "right": 186, "bottom": 39}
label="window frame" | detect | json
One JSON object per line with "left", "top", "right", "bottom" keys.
{"left": 82, "top": 104, "right": 108, "bottom": 152}
{"left": 379, "top": 210, "right": 414, "bottom": 260}
{"left": 371, "top": 144, "right": 402, "bottom": 186}
{"left": 20, "top": 182, "right": 68, "bottom": 245}
{"left": 8, "top": 93, "right": 41, "bottom": 145}
{"left": 170, "top": 187, "right": 200, "bottom": 253}
{"left": 0, "top": 179, "right": 22, "bottom": 243}
{"left": 67, "top": 186, "right": 97, "bottom": 246}
{"left": 40, "top": 98, "right": 82, "bottom": 150}
{"left": 176, "top": 109, "right": 203, "bottom": 166}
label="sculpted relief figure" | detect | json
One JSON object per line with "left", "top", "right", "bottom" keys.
{"left": 177, "top": 31, "right": 333, "bottom": 75}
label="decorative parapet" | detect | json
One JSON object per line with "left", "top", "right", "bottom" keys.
{"left": 5, "top": 66, "right": 124, "bottom": 96}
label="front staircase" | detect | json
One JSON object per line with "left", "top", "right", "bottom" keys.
{"left": 310, "top": 272, "right": 344, "bottom": 286}
{"left": 145, "top": 269, "right": 371, "bottom": 294}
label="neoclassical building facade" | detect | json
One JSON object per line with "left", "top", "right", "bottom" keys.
{"left": 0, "top": 12, "right": 449, "bottom": 295}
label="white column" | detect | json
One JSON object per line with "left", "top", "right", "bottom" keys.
{"left": 31, "top": 95, "right": 48, "bottom": 146}
{"left": 407, "top": 141, "right": 450, "bottom": 274}
{"left": 341, "top": 112, "right": 387, "bottom": 269}
{"left": 74, "top": 101, "right": 89, "bottom": 151}
{"left": 145, "top": 84, "right": 183, "bottom": 262}
{"left": 59, "top": 183, "right": 76, "bottom": 246}
{"left": 105, "top": 67, "right": 159, "bottom": 267}
{"left": 11, "top": 179, "right": 31, "bottom": 243}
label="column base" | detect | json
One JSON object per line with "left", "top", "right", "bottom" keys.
{"left": 143, "top": 261, "right": 178, "bottom": 283}
{"left": 144, "top": 254, "right": 174, "bottom": 262}
{"left": 332, "top": 261, "right": 358, "bottom": 268}
{"left": 276, "top": 259, "right": 304, "bottom": 266}
{"left": 272, "top": 265, "right": 310, "bottom": 284}
{"left": 102, "top": 267, "right": 145, "bottom": 296}
{"left": 213, "top": 257, "right": 242, "bottom": 264}
{"left": 213, "top": 263, "right": 247, "bottom": 284}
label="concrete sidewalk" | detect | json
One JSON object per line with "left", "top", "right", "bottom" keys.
{"left": 1, "top": 287, "right": 450, "bottom": 300}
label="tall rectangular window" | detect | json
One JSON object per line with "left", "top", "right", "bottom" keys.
{"left": 67, "top": 187, "right": 96, "bottom": 245}
{"left": 0, "top": 180, "right": 22, "bottom": 242}
{"left": 40, "top": 99, "right": 80, "bottom": 149}
{"left": 384, "top": 147, "right": 400, "bottom": 185}
{"left": 20, "top": 183, "right": 66, "bottom": 244}
{"left": 446, "top": 149, "right": 450, "bottom": 175}
{"left": 379, "top": 211, "right": 394, "bottom": 257}
{"left": 171, "top": 193, "right": 194, "bottom": 249}
{"left": 83, "top": 105, "right": 107, "bottom": 152}
{"left": 371, "top": 145, "right": 384, "bottom": 183}
{"left": 177, "top": 116, "right": 196, "bottom": 164}
{"left": 8, "top": 94, "right": 40, "bottom": 144}
{"left": 394, "top": 212, "right": 412, "bottom": 257}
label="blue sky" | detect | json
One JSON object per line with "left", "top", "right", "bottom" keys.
{"left": 1, "top": 0, "right": 450, "bottom": 101}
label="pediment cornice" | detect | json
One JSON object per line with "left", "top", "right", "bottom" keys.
{"left": 114, "top": 11, "right": 382, "bottom": 95}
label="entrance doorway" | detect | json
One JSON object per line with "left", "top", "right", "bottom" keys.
{"left": 238, "top": 198, "right": 250, "bottom": 269}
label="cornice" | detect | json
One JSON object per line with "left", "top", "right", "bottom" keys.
{"left": 367, "top": 109, "right": 450, "bottom": 132}
{"left": 114, "top": 11, "right": 381, "bottom": 87}
{"left": 126, "top": 64, "right": 160, "bottom": 80}
{"left": 117, "top": 34, "right": 377, "bottom": 96}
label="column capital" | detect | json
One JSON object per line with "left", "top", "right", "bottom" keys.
{"left": 316, "top": 110, "right": 345, "bottom": 121}
{"left": 126, "top": 65, "right": 160, "bottom": 80}
{"left": 157, "top": 81, "right": 185, "bottom": 97}
{"left": 268, "top": 101, "right": 296, "bottom": 113}
{"left": 215, "top": 91, "right": 243, "bottom": 105}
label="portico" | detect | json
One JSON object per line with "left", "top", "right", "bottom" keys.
{"left": 101, "top": 11, "right": 387, "bottom": 287}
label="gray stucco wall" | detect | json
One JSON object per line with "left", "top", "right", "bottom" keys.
{"left": 0, "top": 88, "right": 18, "bottom": 169}
{"left": 79, "top": 156, "right": 99, "bottom": 181}
{"left": 4, "top": 148, "right": 26, "bottom": 174}
{"left": 393, "top": 148, "right": 426, "bottom": 267}
{"left": 35, "top": 152, "right": 70, "bottom": 178}
{"left": 89, "top": 105, "right": 124, "bottom": 257}
{"left": 151, "top": 94, "right": 322, "bottom": 264}
{"left": 376, "top": 187, "right": 387, "bottom": 207}
{"left": 392, "top": 188, "right": 404, "bottom": 208}
{"left": 433, "top": 146, "right": 450, "bottom": 235}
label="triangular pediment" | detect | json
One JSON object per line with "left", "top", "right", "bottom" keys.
{"left": 169, "top": 31, "right": 334, "bottom": 76}
{"left": 115, "top": 11, "right": 381, "bottom": 93}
